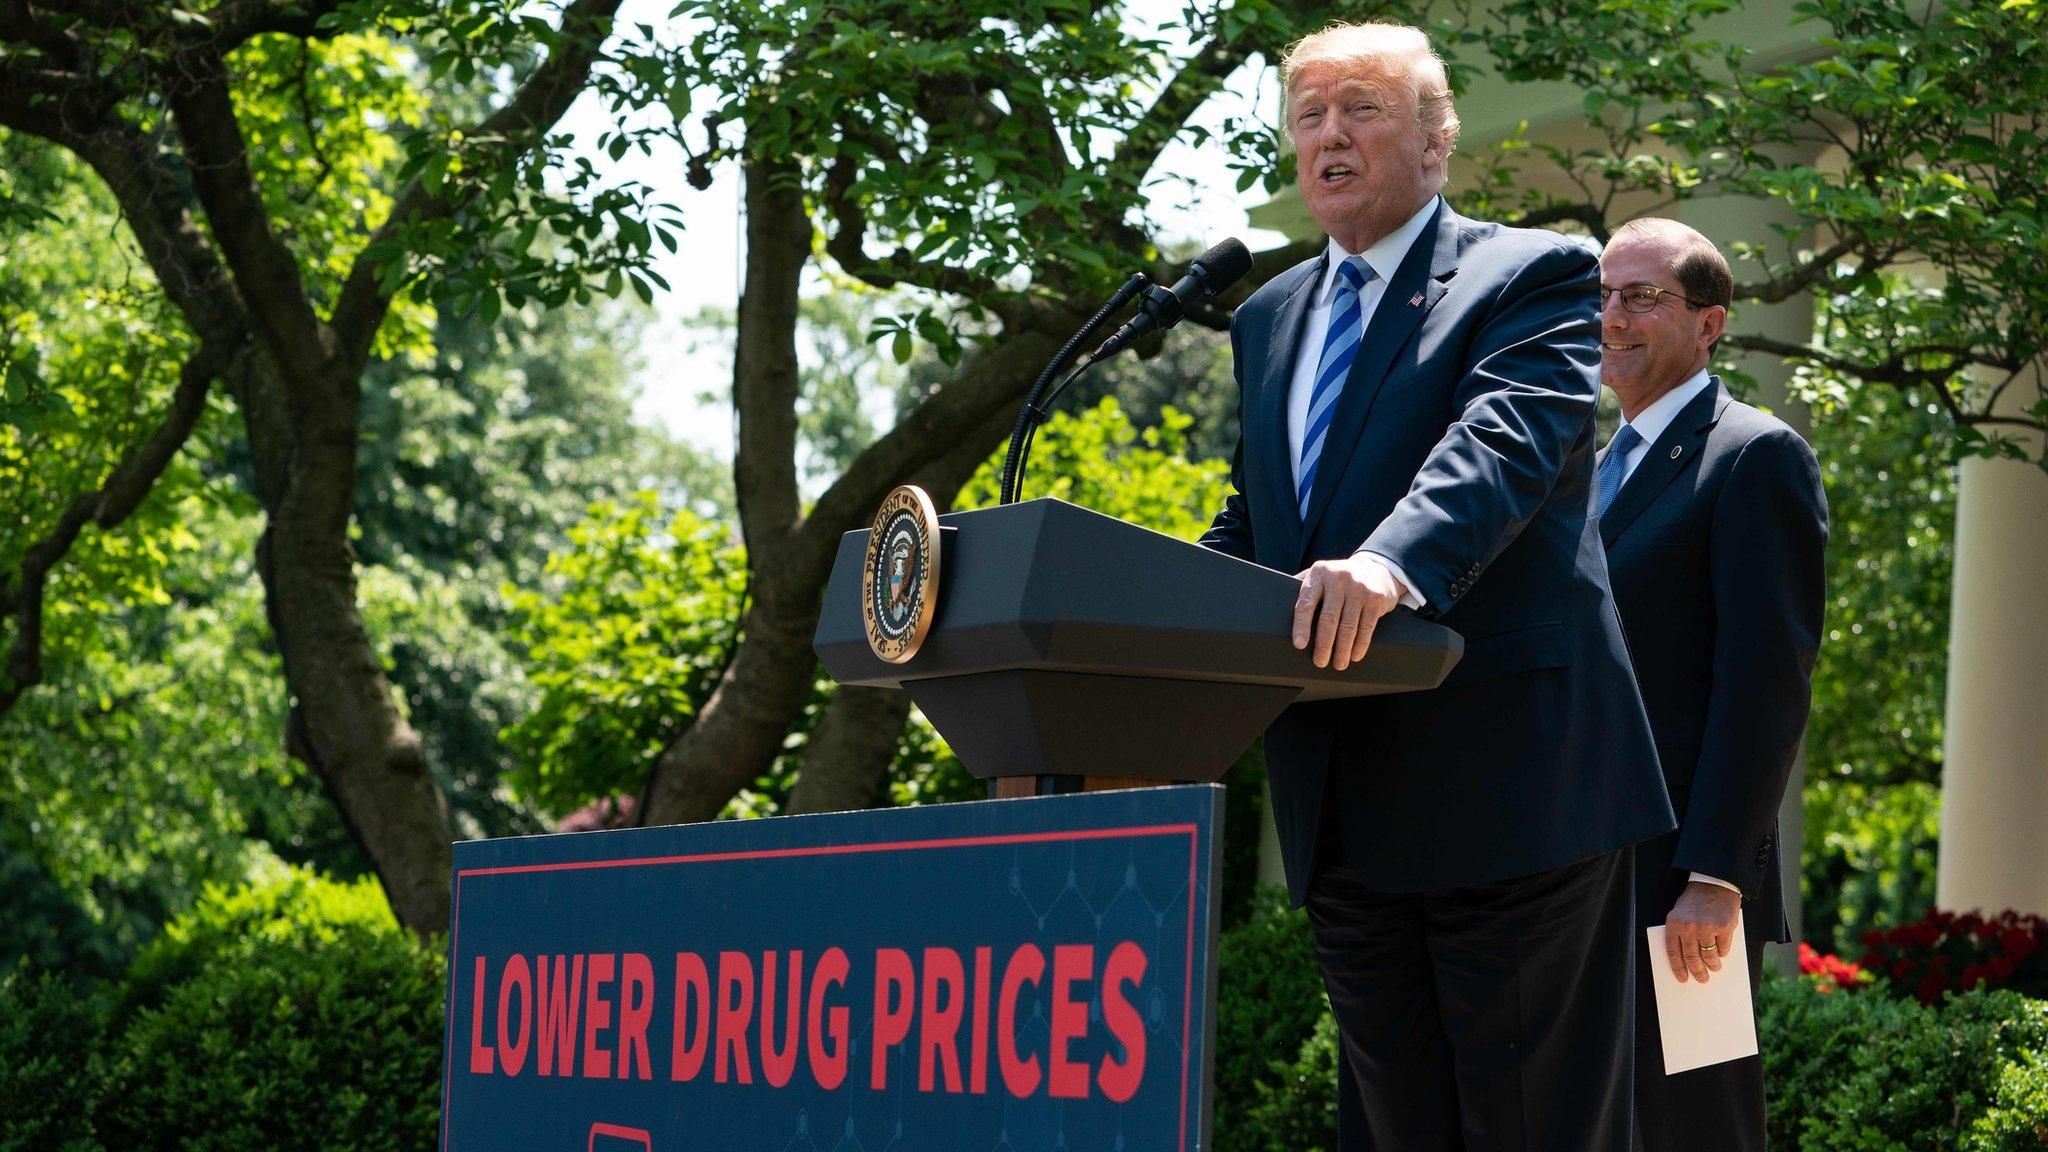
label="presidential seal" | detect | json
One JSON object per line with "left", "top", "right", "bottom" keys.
{"left": 862, "top": 484, "right": 942, "bottom": 664}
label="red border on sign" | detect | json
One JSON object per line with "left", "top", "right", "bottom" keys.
{"left": 440, "top": 821, "right": 1204, "bottom": 1152}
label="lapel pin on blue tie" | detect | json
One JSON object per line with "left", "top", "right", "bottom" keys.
{"left": 1408, "top": 292, "right": 1425, "bottom": 307}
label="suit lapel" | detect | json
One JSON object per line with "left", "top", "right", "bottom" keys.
{"left": 1294, "top": 203, "right": 1458, "bottom": 549}
{"left": 1253, "top": 259, "right": 1322, "bottom": 548}
{"left": 1300, "top": 202, "right": 1458, "bottom": 549}
{"left": 1599, "top": 378, "right": 1730, "bottom": 547}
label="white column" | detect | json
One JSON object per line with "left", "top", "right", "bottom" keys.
{"left": 1936, "top": 397, "right": 2048, "bottom": 917}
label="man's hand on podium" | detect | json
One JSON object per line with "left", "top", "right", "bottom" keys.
{"left": 1294, "top": 554, "right": 1407, "bottom": 671}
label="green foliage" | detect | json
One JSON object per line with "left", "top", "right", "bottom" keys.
{"left": 1802, "top": 283, "right": 1957, "bottom": 790}
{"left": 1475, "top": 0, "right": 2048, "bottom": 461}
{"left": 1804, "top": 780, "right": 1941, "bottom": 956}
{"left": 959, "top": 397, "right": 1232, "bottom": 535}
{"left": 1796, "top": 278, "right": 1959, "bottom": 952}
{"left": 3, "top": 867, "right": 446, "bottom": 1152}
{"left": 0, "top": 492, "right": 314, "bottom": 959}
{"left": 1760, "top": 975, "right": 2048, "bottom": 1151}
{"left": 503, "top": 494, "right": 747, "bottom": 816}
{"left": 1207, "top": 947, "right": 2048, "bottom": 1152}
{"left": 0, "top": 136, "right": 208, "bottom": 689}
{"left": 1241, "top": 1012, "right": 1341, "bottom": 1152}
{"left": 1212, "top": 887, "right": 1327, "bottom": 1151}
{"left": 0, "top": 834, "right": 128, "bottom": 983}
{"left": 1972, "top": 1047, "right": 2048, "bottom": 1152}
{"left": 0, "top": 969, "right": 109, "bottom": 1152}
{"left": 100, "top": 867, "right": 444, "bottom": 1152}
{"left": 1056, "top": 316, "right": 1240, "bottom": 465}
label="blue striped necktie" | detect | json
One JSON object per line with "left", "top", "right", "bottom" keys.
{"left": 1297, "top": 257, "right": 1376, "bottom": 519}
{"left": 1596, "top": 423, "right": 1643, "bottom": 515}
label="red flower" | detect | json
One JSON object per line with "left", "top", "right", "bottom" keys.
{"left": 2002, "top": 929, "right": 2038, "bottom": 962}
{"left": 1917, "top": 973, "right": 1947, "bottom": 1003}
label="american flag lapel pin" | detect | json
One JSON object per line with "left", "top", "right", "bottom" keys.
{"left": 1408, "top": 291, "right": 1425, "bottom": 307}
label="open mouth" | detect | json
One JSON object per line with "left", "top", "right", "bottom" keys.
{"left": 1319, "top": 164, "right": 1354, "bottom": 183}
{"left": 1601, "top": 342, "right": 1642, "bottom": 351}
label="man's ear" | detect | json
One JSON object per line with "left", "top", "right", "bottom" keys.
{"left": 1698, "top": 304, "right": 1728, "bottom": 352}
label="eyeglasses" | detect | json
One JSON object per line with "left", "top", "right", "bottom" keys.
{"left": 1599, "top": 283, "right": 1710, "bottom": 313}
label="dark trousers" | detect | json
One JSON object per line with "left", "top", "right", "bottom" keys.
{"left": 1307, "top": 846, "right": 1638, "bottom": 1152}
{"left": 1633, "top": 849, "right": 1769, "bottom": 1152}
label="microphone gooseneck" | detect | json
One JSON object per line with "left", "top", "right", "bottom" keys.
{"left": 1000, "top": 238, "right": 1250, "bottom": 506}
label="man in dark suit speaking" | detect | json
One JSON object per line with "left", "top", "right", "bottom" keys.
{"left": 1199, "top": 22, "right": 1675, "bottom": 1152}
{"left": 1594, "top": 218, "right": 1827, "bottom": 1152}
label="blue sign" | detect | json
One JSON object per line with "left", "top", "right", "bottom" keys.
{"left": 440, "top": 786, "right": 1223, "bottom": 1152}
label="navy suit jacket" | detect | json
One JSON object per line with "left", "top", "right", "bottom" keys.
{"left": 1201, "top": 202, "right": 1675, "bottom": 903}
{"left": 1600, "top": 378, "right": 1828, "bottom": 944}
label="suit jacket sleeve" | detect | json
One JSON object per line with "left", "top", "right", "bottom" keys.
{"left": 1670, "top": 427, "right": 1829, "bottom": 897}
{"left": 1199, "top": 307, "right": 1256, "bottom": 562}
{"left": 1358, "top": 241, "right": 1601, "bottom": 611}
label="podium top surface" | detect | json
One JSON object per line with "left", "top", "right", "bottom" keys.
{"left": 815, "top": 498, "right": 1461, "bottom": 701}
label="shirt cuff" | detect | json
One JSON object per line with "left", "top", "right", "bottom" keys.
{"left": 1688, "top": 872, "right": 1741, "bottom": 895}
{"left": 1359, "top": 551, "right": 1426, "bottom": 610}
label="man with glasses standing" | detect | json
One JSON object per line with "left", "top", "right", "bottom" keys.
{"left": 1595, "top": 217, "right": 1828, "bottom": 1152}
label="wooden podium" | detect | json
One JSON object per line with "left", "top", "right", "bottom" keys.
{"left": 815, "top": 498, "right": 1463, "bottom": 797}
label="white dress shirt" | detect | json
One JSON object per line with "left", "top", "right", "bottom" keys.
{"left": 1287, "top": 197, "right": 1441, "bottom": 608}
{"left": 1607, "top": 368, "right": 1712, "bottom": 488}
{"left": 1604, "top": 368, "right": 1738, "bottom": 898}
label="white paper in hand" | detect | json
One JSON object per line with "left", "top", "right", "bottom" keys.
{"left": 1645, "top": 920, "right": 1758, "bottom": 1075}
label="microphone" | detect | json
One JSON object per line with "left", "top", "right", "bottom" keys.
{"left": 1091, "top": 237, "right": 1252, "bottom": 360}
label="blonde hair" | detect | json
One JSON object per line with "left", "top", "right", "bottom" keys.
{"left": 1280, "top": 23, "right": 1461, "bottom": 158}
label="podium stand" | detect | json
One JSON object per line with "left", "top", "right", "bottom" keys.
{"left": 816, "top": 498, "right": 1462, "bottom": 796}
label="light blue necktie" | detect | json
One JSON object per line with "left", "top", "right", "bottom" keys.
{"left": 1596, "top": 423, "right": 1643, "bottom": 516}
{"left": 1297, "top": 258, "right": 1377, "bottom": 519}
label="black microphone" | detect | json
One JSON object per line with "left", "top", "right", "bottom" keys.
{"left": 1091, "top": 237, "right": 1252, "bottom": 359}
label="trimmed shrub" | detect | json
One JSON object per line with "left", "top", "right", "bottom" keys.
{"left": 97, "top": 867, "right": 445, "bottom": 1152}
{"left": 1761, "top": 971, "right": 2048, "bottom": 1151}
{"left": 1208, "top": 939, "right": 2048, "bottom": 1152}
{"left": 1212, "top": 886, "right": 1326, "bottom": 1150}
{"left": 0, "top": 969, "right": 110, "bottom": 1152}
{"left": 1241, "top": 1011, "right": 1340, "bottom": 1152}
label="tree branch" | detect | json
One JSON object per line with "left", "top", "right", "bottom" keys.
{"left": 1511, "top": 201, "right": 1613, "bottom": 242}
{"left": 166, "top": 47, "right": 330, "bottom": 382}
{"left": 0, "top": 0, "right": 86, "bottom": 63}
{"left": 1731, "top": 238, "right": 1860, "bottom": 304}
{"left": 1, "top": 344, "right": 223, "bottom": 716}
{"left": 211, "top": 0, "right": 349, "bottom": 47}
{"left": 329, "top": 0, "right": 625, "bottom": 365}
{"left": 1724, "top": 332, "right": 2038, "bottom": 432}
{"left": 732, "top": 153, "right": 811, "bottom": 580}
{"left": 794, "top": 317, "right": 1069, "bottom": 590}
{"left": 820, "top": 154, "right": 1006, "bottom": 301}
{"left": 0, "top": 58, "right": 249, "bottom": 347}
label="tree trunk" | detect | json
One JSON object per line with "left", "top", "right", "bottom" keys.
{"left": 782, "top": 405, "right": 1019, "bottom": 811}
{"left": 243, "top": 347, "right": 453, "bottom": 940}
{"left": 638, "top": 598, "right": 823, "bottom": 824}
{"left": 786, "top": 686, "right": 912, "bottom": 814}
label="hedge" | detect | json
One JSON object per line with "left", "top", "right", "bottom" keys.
{"left": 0, "top": 867, "right": 444, "bottom": 1152}
{"left": 1215, "top": 893, "right": 2048, "bottom": 1151}
{"left": 9, "top": 870, "right": 2045, "bottom": 1152}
